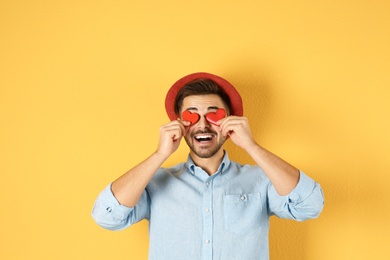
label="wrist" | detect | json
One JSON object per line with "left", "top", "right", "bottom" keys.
{"left": 243, "top": 140, "right": 259, "bottom": 153}
{"left": 153, "top": 149, "right": 171, "bottom": 162}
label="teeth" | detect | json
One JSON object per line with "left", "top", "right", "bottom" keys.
{"left": 195, "top": 135, "right": 213, "bottom": 141}
{"left": 196, "top": 135, "right": 212, "bottom": 139}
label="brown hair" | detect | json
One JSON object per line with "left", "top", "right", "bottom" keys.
{"left": 174, "top": 79, "right": 232, "bottom": 116}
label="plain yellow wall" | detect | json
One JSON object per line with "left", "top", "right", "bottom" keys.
{"left": 1, "top": 0, "right": 389, "bottom": 259}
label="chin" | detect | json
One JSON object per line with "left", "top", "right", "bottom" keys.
{"left": 192, "top": 145, "right": 224, "bottom": 159}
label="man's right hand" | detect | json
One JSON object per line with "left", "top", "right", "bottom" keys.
{"left": 156, "top": 120, "right": 191, "bottom": 159}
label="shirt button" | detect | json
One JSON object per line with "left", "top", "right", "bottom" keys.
{"left": 205, "top": 182, "right": 210, "bottom": 186}
{"left": 240, "top": 195, "right": 247, "bottom": 201}
{"left": 205, "top": 208, "right": 210, "bottom": 213}
{"left": 204, "top": 239, "right": 210, "bottom": 244}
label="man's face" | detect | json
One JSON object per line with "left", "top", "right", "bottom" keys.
{"left": 181, "top": 94, "right": 228, "bottom": 159}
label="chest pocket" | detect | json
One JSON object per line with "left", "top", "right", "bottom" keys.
{"left": 223, "top": 192, "right": 262, "bottom": 234}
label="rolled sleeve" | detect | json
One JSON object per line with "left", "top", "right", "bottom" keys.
{"left": 91, "top": 184, "right": 147, "bottom": 230}
{"left": 268, "top": 171, "right": 324, "bottom": 221}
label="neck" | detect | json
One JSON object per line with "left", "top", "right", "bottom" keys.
{"left": 190, "top": 149, "right": 225, "bottom": 175}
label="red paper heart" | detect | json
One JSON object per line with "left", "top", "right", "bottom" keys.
{"left": 206, "top": 108, "right": 226, "bottom": 125}
{"left": 182, "top": 110, "right": 200, "bottom": 125}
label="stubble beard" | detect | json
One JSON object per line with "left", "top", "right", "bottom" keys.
{"left": 184, "top": 130, "right": 227, "bottom": 159}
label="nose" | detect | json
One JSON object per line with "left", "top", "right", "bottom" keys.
{"left": 196, "top": 114, "right": 211, "bottom": 128}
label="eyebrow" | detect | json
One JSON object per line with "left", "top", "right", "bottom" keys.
{"left": 185, "top": 106, "right": 220, "bottom": 111}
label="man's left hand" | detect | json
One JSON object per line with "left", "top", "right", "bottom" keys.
{"left": 219, "top": 116, "right": 256, "bottom": 151}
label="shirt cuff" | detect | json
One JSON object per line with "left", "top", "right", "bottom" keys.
{"left": 99, "top": 184, "right": 134, "bottom": 219}
{"left": 288, "top": 171, "right": 317, "bottom": 203}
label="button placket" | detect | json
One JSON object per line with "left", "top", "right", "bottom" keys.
{"left": 202, "top": 179, "right": 213, "bottom": 259}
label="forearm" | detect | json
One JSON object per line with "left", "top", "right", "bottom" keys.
{"left": 245, "top": 142, "right": 300, "bottom": 196}
{"left": 111, "top": 119, "right": 187, "bottom": 207}
{"left": 111, "top": 152, "right": 167, "bottom": 207}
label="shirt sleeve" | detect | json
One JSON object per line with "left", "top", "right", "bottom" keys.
{"left": 268, "top": 171, "right": 324, "bottom": 221}
{"left": 91, "top": 184, "right": 150, "bottom": 230}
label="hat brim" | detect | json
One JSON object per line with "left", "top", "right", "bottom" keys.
{"left": 165, "top": 72, "right": 243, "bottom": 121}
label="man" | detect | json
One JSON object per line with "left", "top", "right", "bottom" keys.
{"left": 92, "top": 72, "right": 324, "bottom": 260}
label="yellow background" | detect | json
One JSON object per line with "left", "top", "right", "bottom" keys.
{"left": 1, "top": 0, "right": 389, "bottom": 259}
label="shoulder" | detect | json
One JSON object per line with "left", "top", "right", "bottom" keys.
{"left": 228, "top": 160, "right": 269, "bottom": 180}
{"left": 146, "top": 162, "right": 190, "bottom": 194}
{"left": 148, "top": 162, "right": 186, "bottom": 184}
{"left": 158, "top": 162, "right": 186, "bottom": 176}
{"left": 229, "top": 160, "right": 263, "bottom": 173}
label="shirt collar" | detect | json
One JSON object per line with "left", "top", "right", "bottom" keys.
{"left": 185, "top": 150, "right": 232, "bottom": 175}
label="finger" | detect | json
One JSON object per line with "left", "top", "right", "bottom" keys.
{"left": 167, "top": 119, "right": 188, "bottom": 130}
{"left": 219, "top": 116, "right": 240, "bottom": 128}
{"left": 219, "top": 117, "right": 240, "bottom": 134}
{"left": 222, "top": 117, "right": 249, "bottom": 130}
{"left": 222, "top": 119, "right": 249, "bottom": 138}
{"left": 221, "top": 124, "right": 239, "bottom": 138}
{"left": 178, "top": 119, "right": 192, "bottom": 127}
{"left": 165, "top": 121, "right": 187, "bottom": 139}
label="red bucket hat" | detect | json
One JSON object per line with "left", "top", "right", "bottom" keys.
{"left": 165, "top": 72, "right": 243, "bottom": 121}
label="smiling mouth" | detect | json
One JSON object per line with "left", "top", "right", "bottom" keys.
{"left": 194, "top": 134, "right": 214, "bottom": 143}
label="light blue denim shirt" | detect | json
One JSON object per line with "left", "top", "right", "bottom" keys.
{"left": 92, "top": 152, "right": 324, "bottom": 260}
